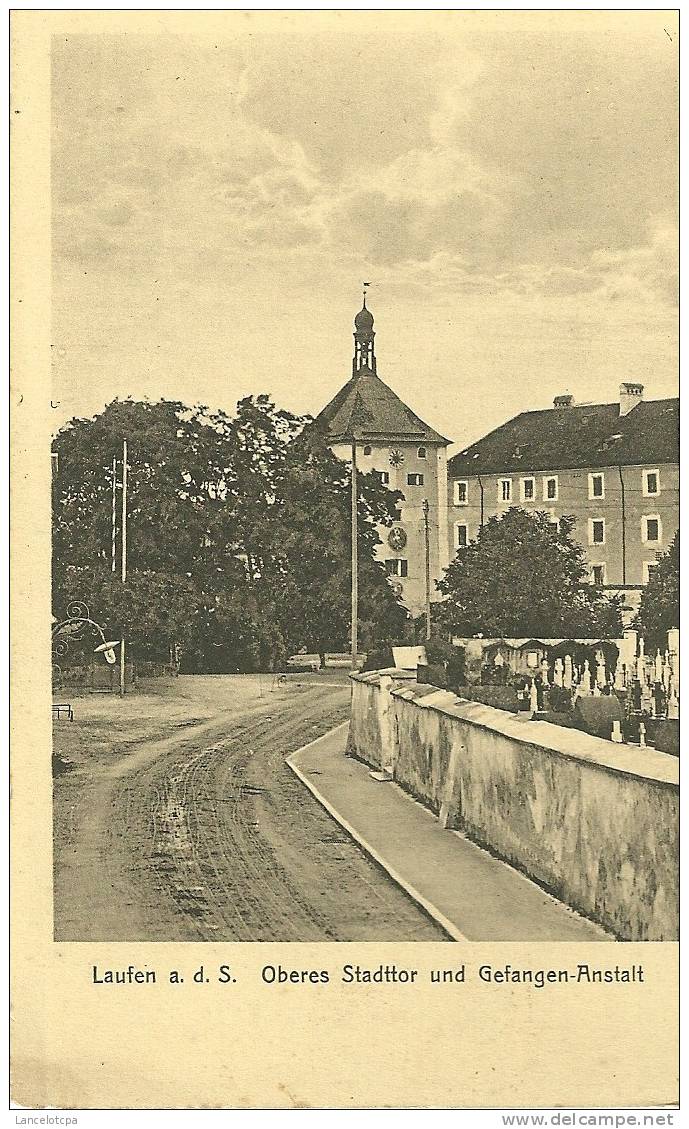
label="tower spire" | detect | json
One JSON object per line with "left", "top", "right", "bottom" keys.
{"left": 352, "top": 287, "right": 376, "bottom": 377}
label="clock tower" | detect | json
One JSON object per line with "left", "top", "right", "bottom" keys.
{"left": 314, "top": 298, "right": 451, "bottom": 618}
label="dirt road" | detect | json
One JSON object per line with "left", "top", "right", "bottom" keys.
{"left": 53, "top": 674, "right": 446, "bottom": 941}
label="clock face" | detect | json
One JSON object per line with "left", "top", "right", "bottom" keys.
{"left": 389, "top": 448, "right": 404, "bottom": 467}
{"left": 388, "top": 527, "right": 407, "bottom": 551}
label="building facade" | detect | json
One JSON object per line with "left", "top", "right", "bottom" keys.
{"left": 316, "top": 302, "right": 678, "bottom": 624}
{"left": 315, "top": 299, "right": 450, "bottom": 618}
{"left": 447, "top": 385, "right": 679, "bottom": 616}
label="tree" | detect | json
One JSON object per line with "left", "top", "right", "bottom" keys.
{"left": 54, "top": 564, "right": 199, "bottom": 661}
{"left": 273, "top": 427, "right": 407, "bottom": 664}
{"left": 635, "top": 532, "right": 679, "bottom": 648}
{"left": 52, "top": 395, "right": 407, "bottom": 671}
{"left": 436, "top": 508, "right": 623, "bottom": 639}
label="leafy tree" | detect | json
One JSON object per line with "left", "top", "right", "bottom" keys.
{"left": 53, "top": 564, "right": 199, "bottom": 661}
{"left": 436, "top": 508, "right": 623, "bottom": 639}
{"left": 635, "top": 532, "right": 679, "bottom": 648}
{"left": 270, "top": 428, "right": 407, "bottom": 665}
{"left": 52, "top": 395, "right": 407, "bottom": 671}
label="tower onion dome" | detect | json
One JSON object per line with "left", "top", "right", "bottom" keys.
{"left": 354, "top": 302, "right": 374, "bottom": 332}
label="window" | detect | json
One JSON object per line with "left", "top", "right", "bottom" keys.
{"left": 591, "top": 564, "right": 606, "bottom": 586}
{"left": 543, "top": 475, "right": 558, "bottom": 501}
{"left": 385, "top": 559, "right": 408, "bottom": 578}
{"left": 520, "top": 477, "right": 535, "bottom": 502}
{"left": 407, "top": 473, "right": 424, "bottom": 486}
{"left": 499, "top": 478, "right": 512, "bottom": 503}
{"left": 589, "top": 519, "right": 605, "bottom": 545}
{"left": 454, "top": 523, "right": 468, "bottom": 550}
{"left": 454, "top": 480, "right": 468, "bottom": 505}
{"left": 376, "top": 470, "right": 390, "bottom": 485}
{"left": 643, "top": 561, "right": 658, "bottom": 584}
{"left": 642, "top": 515, "right": 662, "bottom": 544}
{"left": 588, "top": 473, "right": 605, "bottom": 500}
{"left": 363, "top": 445, "right": 372, "bottom": 456}
{"left": 417, "top": 446, "right": 427, "bottom": 459}
{"left": 643, "top": 469, "right": 660, "bottom": 497}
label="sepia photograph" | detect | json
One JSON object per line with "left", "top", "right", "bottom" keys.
{"left": 10, "top": 8, "right": 681, "bottom": 1112}
{"left": 47, "top": 15, "right": 678, "bottom": 951}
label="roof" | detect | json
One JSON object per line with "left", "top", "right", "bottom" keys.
{"left": 315, "top": 367, "right": 451, "bottom": 446}
{"left": 354, "top": 304, "right": 374, "bottom": 333}
{"left": 448, "top": 398, "right": 679, "bottom": 477}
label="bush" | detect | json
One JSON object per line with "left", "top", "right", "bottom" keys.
{"left": 455, "top": 685, "right": 519, "bottom": 712}
{"left": 573, "top": 695, "right": 624, "bottom": 739}
{"left": 548, "top": 684, "right": 574, "bottom": 714}
{"left": 417, "top": 663, "right": 448, "bottom": 689}
{"left": 362, "top": 647, "right": 395, "bottom": 672}
{"left": 424, "top": 635, "right": 456, "bottom": 665}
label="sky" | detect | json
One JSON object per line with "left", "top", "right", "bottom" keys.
{"left": 51, "top": 13, "right": 678, "bottom": 452}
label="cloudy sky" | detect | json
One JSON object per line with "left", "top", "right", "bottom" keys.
{"left": 51, "top": 12, "right": 678, "bottom": 450}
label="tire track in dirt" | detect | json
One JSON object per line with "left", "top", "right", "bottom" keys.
{"left": 54, "top": 678, "right": 446, "bottom": 941}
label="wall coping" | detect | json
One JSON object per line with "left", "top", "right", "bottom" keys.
{"left": 351, "top": 671, "right": 678, "bottom": 788}
{"left": 350, "top": 668, "right": 416, "bottom": 683}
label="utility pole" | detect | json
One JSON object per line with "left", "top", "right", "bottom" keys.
{"left": 111, "top": 455, "right": 117, "bottom": 573}
{"left": 350, "top": 436, "right": 358, "bottom": 670}
{"left": 422, "top": 499, "right": 431, "bottom": 641}
{"left": 119, "top": 438, "right": 128, "bottom": 698}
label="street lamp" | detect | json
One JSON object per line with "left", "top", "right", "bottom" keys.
{"left": 94, "top": 639, "right": 121, "bottom": 665}
{"left": 52, "top": 603, "right": 121, "bottom": 683}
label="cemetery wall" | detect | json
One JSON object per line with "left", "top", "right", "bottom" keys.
{"left": 348, "top": 672, "right": 679, "bottom": 940}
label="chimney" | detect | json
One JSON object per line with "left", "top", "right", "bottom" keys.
{"left": 619, "top": 382, "right": 644, "bottom": 417}
{"left": 553, "top": 394, "right": 574, "bottom": 409}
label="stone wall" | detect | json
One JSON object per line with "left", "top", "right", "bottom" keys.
{"left": 348, "top": 672, "right": 679, "bottom": 940}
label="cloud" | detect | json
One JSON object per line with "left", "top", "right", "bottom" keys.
{"left": 49, "top": 24, "right": 677, "bottom": 438}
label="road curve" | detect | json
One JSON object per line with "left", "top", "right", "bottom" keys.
{"left": 53, "top": 677, "right": 446, "bottom": 942}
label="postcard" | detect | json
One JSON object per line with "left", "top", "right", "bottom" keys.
{"left": 11, "top": 9, "right": 679, "bottom": 1110}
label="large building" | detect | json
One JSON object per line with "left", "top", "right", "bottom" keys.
{"left": 315, "top": 298, "right": 451, "bottom": 617}
{"left": 316, "top": 301, "right": 678, "bottom": 622}
{"left": 447, "top": 385, "right": 679, "bottom": 615}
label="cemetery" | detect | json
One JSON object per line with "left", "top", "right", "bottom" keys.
{"left": 416, "top": 629, "right": 679, "bottom": 756}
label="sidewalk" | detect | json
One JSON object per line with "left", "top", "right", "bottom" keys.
{"left": 287, "top": 723, "right": 612, "bottom": 942}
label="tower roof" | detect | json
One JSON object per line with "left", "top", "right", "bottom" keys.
{"left": 354, "top": 302, "right": 374, "bottom": 333}
{"left": 314, "top": 368, "right": 450, "bottom": 446}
